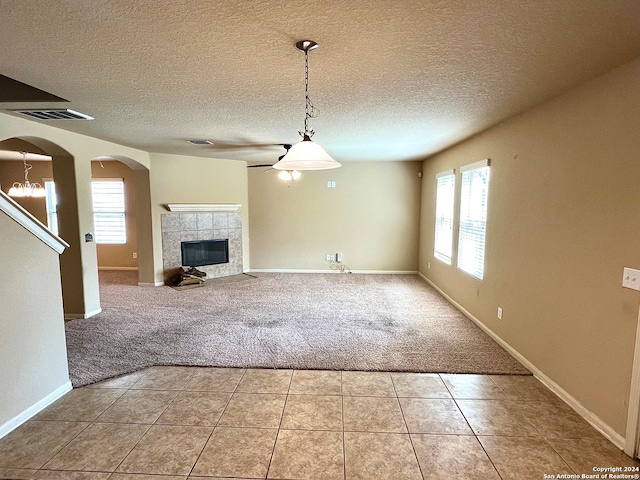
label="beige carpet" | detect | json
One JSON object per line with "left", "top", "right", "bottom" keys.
{"left": 65, "top": 271, "right": 529, "bottom": 386}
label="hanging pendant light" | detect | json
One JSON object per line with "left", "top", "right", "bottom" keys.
{"left": 273, "top": 40, "right": 341, "bottom": 171}
{"left": 8, "top": 152, "right": 46, "bottom": 198}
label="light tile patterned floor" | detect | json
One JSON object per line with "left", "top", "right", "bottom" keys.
{"left": 1, "top": 366, "right": 638, "bottom": 480}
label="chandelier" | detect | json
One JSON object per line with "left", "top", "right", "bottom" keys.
{"left": 8, "top": 152, "right": 46, "bottom": 198}
{"left": 273, "top": 40, "right": 341, "bottom": 171}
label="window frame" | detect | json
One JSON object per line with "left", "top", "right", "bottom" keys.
{"left": 456, "top": 159, "right": 490, "bottom": 280}
{"left": 433, "top": 169, "right": 456, "bottom": 265}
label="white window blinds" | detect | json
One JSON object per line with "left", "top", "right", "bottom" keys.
{"left": 44, "top": 179, "right": 59, "bottom": 236}
{"left": 91, "top": 179, "right": 126, "bottom": 244}
{"left": 434, "top": 170, "right": 455, "bottom": 264}
{"left": 457, "top": 160, "right": 490, "bottom": 279}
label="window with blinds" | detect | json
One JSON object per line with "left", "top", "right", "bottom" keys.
{"left": 457, "top": 160, "right": 490, "bottom": 279}
{"left": 91, "top": 179, "right": 126, "bottom": 244}
{"left": 434, "top": 170, "right": 455, "bottom": 264}
{"left": 44, "top": 179, "right": 59, "bottom": 236}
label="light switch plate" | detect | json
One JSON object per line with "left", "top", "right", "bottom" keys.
{"left": 623, "top": 267, "right": 640, "bottom": 291}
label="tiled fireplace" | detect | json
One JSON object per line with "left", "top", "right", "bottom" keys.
{"left": 161, "top": 210, "right": 242, "bottom": 282}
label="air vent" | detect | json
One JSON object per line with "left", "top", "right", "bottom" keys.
{"left": 188, "top": 140, "right": 214, "bottom": 145}
{"left": 11, "top": 109, "right": 94, "bottom": 120}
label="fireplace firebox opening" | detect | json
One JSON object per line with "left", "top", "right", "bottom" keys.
{"left": 181, "top": 239, "right": 229, "bottom": 267}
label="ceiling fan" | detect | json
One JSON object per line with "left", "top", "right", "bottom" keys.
{"left": 187, "top": 136, "right": 289, "bottom": 153}
{"left": 246, "top": 144, "right": 292, "bottom": 169}
{"left": 246, "top": 144, "right": 301, "bottom": 181}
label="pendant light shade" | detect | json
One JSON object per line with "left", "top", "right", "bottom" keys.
{"left": 273, "top": 134, "right": 341, "bottom": 171}
{"left": 273, "top": 40, "right": 341, "bottom": 172}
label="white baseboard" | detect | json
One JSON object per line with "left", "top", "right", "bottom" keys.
{"left": 98, "top": 267, "right": 164, "bottom": 286}
{"left": 248, "top": 269, "right": 418, "bottom": 274}
{"left": 98, "top": 266, "right": 138, "bottom": 271}
{"left": 64, "top": 307, "right": 102, "bottom": 320}
{"left": 247, "top": 269, "right": 326, "bottom": 273}
{"left": 352, "top": 270, "right": 418, "bottom": 275}
{"left": 0, "top": 380, "right": 72, "bottom": 439}
{"left": 418, "top": 272, "right": 625, "bottom": 450}
{"left": 534, "top": 367, "right": 624, "bottom": 449}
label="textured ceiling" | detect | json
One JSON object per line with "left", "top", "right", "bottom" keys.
{"left": 0, "top": 0, "right": 639, "bottom": 164}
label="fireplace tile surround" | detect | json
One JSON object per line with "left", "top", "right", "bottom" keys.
{"left": 161, "top": 212, "right": 242, "bottom": 282}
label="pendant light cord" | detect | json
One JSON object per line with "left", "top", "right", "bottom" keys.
{"left": 21, "top": 152, "right": 33, "bottom": 186}
{"left": 303, "top": 47, "right": 319, "bottom": 138}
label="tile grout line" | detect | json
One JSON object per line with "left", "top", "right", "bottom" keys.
{"left": 29, "top": 421, "right": 87, "bottom": 476}
{"left": 341, "top": 370, "right": 347, "bottom": 480}
{"left": 535, "top": 428, "right": 580, "bottom": 475}
{"left": 487, "top": 376, "right": 569, "bottom": 472}
{"left": 443, "top": 374, "right": 505, "bottom": 480}
{"left": 94, "top": 369, "right": 154, "bottom": 478}
{"left": 32, "top": 378, "right": 140, "bottom": 477}
{"left": 262, "top": 368, "right": 294, "bottom": 479}
{"left": 392, "top": 373, "right": 426, "bottom": 480}
{"left": 186, "top": 367, "right": 248, "bottom": 478}
{"left": 109, "top": 367, "right": 196, "bottom": 476}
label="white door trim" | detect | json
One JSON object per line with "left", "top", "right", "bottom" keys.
{"left": 625, "top": 306, "right": 640, "bottom": 457}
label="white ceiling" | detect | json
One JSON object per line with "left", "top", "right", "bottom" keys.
{"left": 0, "top": 0, "right": 639, "bottom": 164}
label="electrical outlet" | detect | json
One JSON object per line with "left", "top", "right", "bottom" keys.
{"left": 133, "top": 252, "right": 137, "bottom": 259}
{"left": 623, "top": 267, "right": 640, "bottom": 291}
{"left": 336, "top": 252, "right": 343, "bottom": 262}
{"left": 497, "top": 307, "right": 503, "bottom": 320}
{"left": 428, "top": 262, "right": 431, "bottom": 269}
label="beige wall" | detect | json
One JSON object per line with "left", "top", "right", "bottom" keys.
{"left": 419, "top": 58, "right": 640, "bottom": 437}
{"left": 91, "top": 160, "right": 138, "bottom": 269}
{"left": 0, "top": 210, "right": 69, "bottom": 430}
{"left": 148, "top": 153, "right": 250, "bottom": 282}
{"left": 248, "top": 161, "right": 422, "bottom": 272}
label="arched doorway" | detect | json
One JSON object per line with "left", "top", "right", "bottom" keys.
{"left": 0, "top": 136, "right": 98, "bottom": 318}
{"left": 0, "top": 138, "right": 154, "bottom": 317}
{"left": 90, "top": 155, "right": 154, "bottom": 286}
{"left": 92, "top": 155, "right": 155, "bottom": 286}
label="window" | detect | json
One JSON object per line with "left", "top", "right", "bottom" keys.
{"left": 434, "top": 170, "right": 455, "bottom": 264}
{"left": 44, "top": 179, "right": 59, "bottom": 236}
{"left": 457, "top": 160, "right": 490, "bottom": 279}
{"left": 91, "top": 179, "right": 126, "bottom": 244}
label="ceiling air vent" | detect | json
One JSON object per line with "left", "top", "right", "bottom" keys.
{"left": 188, "top": 140, "right": 214, "bottom": 145}
{"left": 11, "top": 109, "right": 94, "bottom": 120}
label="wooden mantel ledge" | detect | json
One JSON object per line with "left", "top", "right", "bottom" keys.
{"left": 165, "top": 204, "right": 241, "bottom": 212}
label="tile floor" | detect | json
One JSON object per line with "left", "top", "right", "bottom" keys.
{"left": 1, "top": 366, "right": 639, "bottom": 480}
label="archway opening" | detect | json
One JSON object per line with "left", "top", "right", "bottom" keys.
{"left": 0, "top": 137, "right": 154, "bottom": 318}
